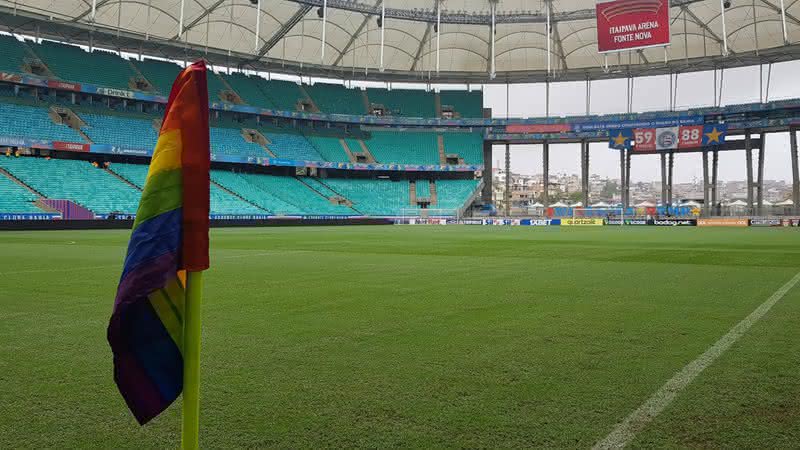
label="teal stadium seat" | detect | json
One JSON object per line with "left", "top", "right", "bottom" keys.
{"left": 210, "top": 127, "right": 268, "bottom": 159}
{"left": 222, "top": 73, "right": 277, "bottom": 108}
{"left": 366, "top": 88, "right": 436, "bottom": 118}
{"left": 33, "top": 41, "right": 138, "bottom": 91}
{"left": 260, "top": 79, "right": 309, "bottom": 111}
{"left": 0, "top": 103, "right": 85, "bottom": 142}
{"left": 0, "top": 34, "right": 31, "bottom": 74}
{"left": 263, "top": 132, "right": 323, "bottom": 161}
{"left": 132, "top": 58, "right": 183, "bottom": 95}
{"left": 366, "top": 131, "right": 439, "bottom": 165}
{"left": 0, "top": 171, "right": 43, "bottom": 213}
{"left": 221, "top": 75, "right": 307, "bottom": 111}
{"left": 320, "top": 178, "right": 411, "bottom": 216}
{"left": 307, "top": 136, "right": 350, "bottom": 162}
{"left": 439, "top": 90, "right": 483, "bottom": 118}
{"left": 81, "top": 112, "right": 159, "bottom": 149}
{"left": 434, "top": 179, "right": 481, "bottom": 210}
{"left": 305, "top": 83, "right": 366, "bottom": 115}
{"left": 442, "top": 132, "right": 483, "bottom": 165}
{"left": 415, "top": 180, "right": 431, "bottom": 198}
{"left": 207, "top": 70, "right": 232, "bottom": 103}
{"left": 212, "top": 171, "right": 355, "bottom": 216}
{"left": 108, "top": 163, "right": 267, "bottom": 216}
{"left": 0, "top": 157, "right": 141, "bottom": 214}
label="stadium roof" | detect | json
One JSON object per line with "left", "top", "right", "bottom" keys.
{"left": 3, "top": 0, "right": 800, "bottom": 83}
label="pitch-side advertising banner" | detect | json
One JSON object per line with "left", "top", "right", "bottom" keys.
{"left": 697, "top": 218, "right": 749, "bottom": 227}
{"left": 596, "top": 0, "right": 671, "bottom": 53}
{"left": 562, "top": 218, "right": 605, "bottom": 226}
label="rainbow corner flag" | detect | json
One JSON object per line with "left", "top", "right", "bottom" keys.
{"left": 108, "top": 60, "right": 210, "bottom": 425}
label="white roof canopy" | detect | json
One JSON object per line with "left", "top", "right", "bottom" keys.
{"left": 5, "top": 0, "right": 800, "bottom": 83}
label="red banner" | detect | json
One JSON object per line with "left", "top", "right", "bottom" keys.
{"left": 596, "top": 0, "right": 671, "bottom": 53}
{"left": 633, "top": 128, "right": 656, "bottom": 151}
{"left": 677, "top": 125, "right": 703, "bottom": 149}
{"left": 505, "top": 124, "right": 572, "bottom": 134}
{"left": 52, "top": 141, "right": 90, "bottom": 152}
{"left": 47, "top": 80, "right": 82, "bottom": 91}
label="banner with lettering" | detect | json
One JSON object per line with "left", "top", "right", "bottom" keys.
{"left": 596, "top": 0, "right": 671, "bottom": 53}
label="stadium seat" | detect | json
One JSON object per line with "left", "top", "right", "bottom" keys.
{"left": 415, "top": 180, "right": 431, "bottom": 198}
{"left": 132, "top": 58, "right": 183, "bottom": 95}
{"left": 32, "top": 41, "right": 139, "bottom": 91}
{"left": 106, "top": 163, "right": 266, "bottom": 216}
{"left": 0, "top": 102, "right": 85, "bottom": 142}
{"left": 306, "top": 136, "right": 351, "bottom": 162}
{"left": 0, "top": 171, "right": 43, "bottom": 213}
{"left": 366, "top": 88, "right": 436, "bottom": 118}
{"left": 223, "top": 73, "right": 277, "bottom": 108}
{"left": 320, "top": 178, "right": 413, "bottom": 216}
{"left": 434, "top": 179, "right": 480, "bottom": 211}
{"left": 0, "top": 34, "right": 32, "bottom": 75}
{"left": 442, "top": 132, "right": 483, "bottom": 165}
{"left": 212, "top": 171, "right": 355, "bottom": 216}
{"left": 365, "top": 131, "right": 440, "bottom": 165}
{"left": 262, "top": 131, "right": 323, "bottom": 161}
{"left": 439, "top": 90, "right": 483, "bottom": 118}
{"left": 0, "top": 157, "right": 141, "bottom": 214}
{"left": 305, "top": 83, "right": 366, "bottom": 115}
{"left": 81, "top": 112, "right": 159, "bottom": 149}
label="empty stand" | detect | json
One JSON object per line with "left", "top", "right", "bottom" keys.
{"left": 0, "top": 34, "right": 32, "bottom": 75}
{"left": 442, "top": 132, "right": 483, "bottom": 165}
{"left": 305, "top": 83, "right": 366, "bottom": 115}
{"left": 365, "top": 131, "right": 440, "bottom": 165}
{"left": 0, "top": 169, "right": 43, "bottom": 213}
{"left": 32, "top": 41, "right": 140, "bottom": 91}
{"left": 439, "top": 90, "right": 483, "bottom": 118}
{"left": 132, "top": 58, "right": 183, "bottom": 95}
{"left": 307, "top": 136, "right": 351, "bottom": 162}
{"left": 262, "top": 131, "right": 323, "bottom": 161}
{"left": 0, "top": 102, "right": 85, "bottom": 142}
{"left": 0, "top": 157, "right": 141, "bottom": 214}
{"left": 81, "top": 112, "right": 159, "bottom": 149}
{"left": 366, "top": 88, "right": 436, "bottom": 118}
{"left": 320, "top": 178, "right": 413, "bottom": 216}
{"left": 434, "top": 179, "right": 480, "bottom": 210}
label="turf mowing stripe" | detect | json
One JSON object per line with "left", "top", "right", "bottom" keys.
{"left": 0, "top": 251, "right": 314, "bottom": 277}
{"left": 593, "top": 270, "right": 800, "bottom": 450}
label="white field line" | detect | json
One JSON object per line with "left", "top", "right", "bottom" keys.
{"left": 593, "top": 270, "right": 800, "bottom": 449}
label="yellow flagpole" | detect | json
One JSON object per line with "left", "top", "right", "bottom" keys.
{"left": 181, "top": 270, "right": 204, "bottom": 450}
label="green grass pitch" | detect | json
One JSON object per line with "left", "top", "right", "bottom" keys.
{"left": 1, "top": 226, "right": 799, "bottom": 448}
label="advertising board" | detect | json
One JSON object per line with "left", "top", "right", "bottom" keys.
{"left": 596, "top": 0, "right": 671, "bottom": 53}
{"left": 652, "top": 218, "right": 697, "bottom": 226}
{"left": 561, "top": 218, "right": 605, "bottom": 226}
{"left": 697, "top": 218, "right": 749, "bottom": 227}
{"left": 750, "top": 218, "right": 783, "bottom": 227}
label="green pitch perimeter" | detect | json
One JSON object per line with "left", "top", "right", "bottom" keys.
{"left": 1, "top": 226, "right": 799, "bottom": 448}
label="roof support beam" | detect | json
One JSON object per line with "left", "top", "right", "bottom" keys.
{"left": 760, "top": 0, "right": 800, "bottom": 27}
{"left": 682, "top": 5, "right": 736, "bottom": 55}
{"left": 637, "top": 49, "right": 650, "bottom": 64}
{"left": 332, "top": 0, "right": 382, "bottom": 66}
{"left": 410, "top": 23, "right": 432, "bottom": 71}
{"left": 171, "top": 0, "right": 226, "bottom": 40}
{"left": 72, "top": 0, "right": 112, "bottom": 22}
{"left": 552, "top": 21, "right": 567, "bottom": 71}
{"left": 256, "top": 4, "right": 312, "bottom": 58}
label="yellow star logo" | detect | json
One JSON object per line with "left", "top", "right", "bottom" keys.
{"left": 704, "top": 127, "right": 723, "bottom": 144}
{"left": 613, "top": 132, "right": 629, "bottom": 147}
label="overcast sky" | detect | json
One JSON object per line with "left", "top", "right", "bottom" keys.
{"left": 484, "top": 61, "right": 800, "bottom": 183}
